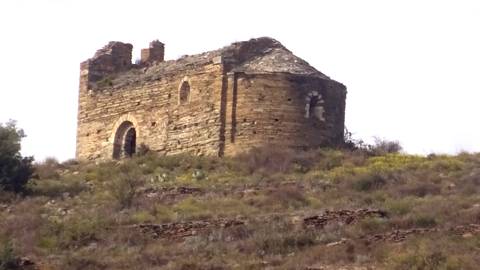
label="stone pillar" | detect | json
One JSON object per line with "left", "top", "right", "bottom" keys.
{"left": 141, "top": 40, "right": 165, "bottom": 64}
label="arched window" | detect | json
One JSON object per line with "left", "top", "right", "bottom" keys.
{"left": 112, "top": 121, "right": 137, "bottom": 159}
{"left": 179, "top": 81, "right": 190, "bottom": 104}
{"left": 305, "top": 91, "right": 325, "bottom": 121}
{"left": 308, "top": 96, "right": 319, "bottom": 118}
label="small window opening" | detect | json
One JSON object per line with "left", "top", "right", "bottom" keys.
{"left": 308, "top": 96, "right": 319, "bottom": 118}
{"left": 179, "top": 81, "right": 190, "bottom": 104}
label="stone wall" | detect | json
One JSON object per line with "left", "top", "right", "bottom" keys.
{"left": 76, "top": 39, "right": 347, "bottom": 160}
{"left": 76, "top": 57, "right": 224, "bottom": 160}
{"left": 223, "top": 73, "right": 346, "bottom": 155}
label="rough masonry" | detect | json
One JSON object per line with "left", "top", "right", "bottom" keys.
{"left": 76, "top": 37, "right": 347, "bottom": 160}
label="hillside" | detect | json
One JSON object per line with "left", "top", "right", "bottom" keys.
{"left": 1, "top": 147, "right": 480, "bottom": 269}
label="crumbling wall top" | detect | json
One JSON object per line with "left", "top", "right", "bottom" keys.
{"left": 141, "top": 40, "right": 165, "bottom": 65}
{"left": 93, "top": 41, "right": 133, "bottom": 60}
{"left": 83, "top": 37, "right": 335, "bottom": 90}
{"left": 82, "top": 41, "right": 133, "bottom": 84}
{"left": 149, "top": 40, "right": 164, "bottom": 48}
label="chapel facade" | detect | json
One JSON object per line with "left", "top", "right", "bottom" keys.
{"left": 76, "top": 37, "right": 346, "bottom": 160}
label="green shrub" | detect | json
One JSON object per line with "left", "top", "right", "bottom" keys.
{"left": 173, "top": 197, "right": 255, "bottom": 220}
{"left": 150, "top": 204, "right": 176, "bottom": 223}
{"left": 384, "top": 198, "right": 415, "bottom": 216}
{"left": 136, "top": 143, "right": 151, "bottom": 156}
{"left": 41, "top": 213, "right": 107, "bottom": 250}
{"left": 130, "top": 210, "right": 155, "bottom": 224}
{"left": 84, "top": 161, "right": 117, "bottom": 182}
{"left": 173, "top": 198, "right": 210, "bottom": 220}
{"left": 387, "top": 246, "right": 471, "bottom": 270}
{"left": 235, "top": 145, "right": 295, "bottom": 174}
{"left": 413, "top": 215, "right": 437, "bottom": 228}
{"left": 107, "top": 164, "right": 144, "bottom": 208}
{"left": 29, "top": 176, "right": 87, "bottom": 197}
{"left": 34, "top": 157, "right": 61, "bottom": 180}
{"left": 358, "top": 217, "right": 388, "bottom": 233}
{"left": 62, "top": 256, "right": 106, "bottom": 270}
{"left": 391, "top": 251, "right": 446, "bottom": 270}
{"left": 399, "top": 182, "right": 441, "bottom": 197}
{"left": 0, "top": 121, "right": 34, "bottom": 193}
{"left": 352, "top": 172, "right": 387, "bottom": 191}
{"left": 267, "top": 187, "right": 310, "bottom": 209}
{"left": 342, "top": 131, "right": 402, "bottom": 156}
{"left": 428, "top": 157, "right": 464, "bottom": 171}
{"left": 369, "top": 137, "right": 402, "bottom": 156}
{"left": 0, "top": 240, "right": 16, "bottom": 270}
{"left": 314, "top": 149, "right": 345, "bottom": 170}
{"left": 252, "top": 220, "right": 317, "bottom": 255}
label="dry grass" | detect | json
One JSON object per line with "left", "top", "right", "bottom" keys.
{"left": 1, "top": 148, "right": 480, "bottom": 269}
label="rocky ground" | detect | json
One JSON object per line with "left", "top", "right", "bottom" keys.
{"left": 1, "top": 147, "right": 480, "bottom": 269}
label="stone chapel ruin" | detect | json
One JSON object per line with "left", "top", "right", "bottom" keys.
{"left": 76, "top": 37, "right": 346, "bottom": 160}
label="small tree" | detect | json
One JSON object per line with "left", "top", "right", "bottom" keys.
{"left": 369, "top": 137, "right": 403, "bottom": 156}
{"left": 108, "top": 163, "right": 143, "bottom": 209}
{"left": 0, "top": 120, "right": 34, "bottom": 193}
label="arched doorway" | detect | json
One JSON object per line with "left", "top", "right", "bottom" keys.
{"left": 112, "top": 121, "right": 137, "bottom": 159}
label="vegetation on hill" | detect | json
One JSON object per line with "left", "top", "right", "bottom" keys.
{"left": 1, "top": 135, "right": 480, "bottom": 269}
{"left": 0, "top": 121, "right": 33, "bottom": 193}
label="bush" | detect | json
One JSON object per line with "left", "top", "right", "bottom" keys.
{"left": 369, "top": 137, "right": 403, "bottom": 156}
{"left": 342, "top": 130, "right": 402, "bottom": 157}
{"left": 413, "top": 215, "right": 437, "bottom": 228}
{"left": 384, "top": 198, "right": 414, "bottom": 216}
{"left": 0, "top": 240, "right": 16, "bottom": 270}
{"left": 107, "top": 164, "right": 144, "bottom": 209}
{"left": 267, "top": 187, "right": 310, "bottom": 209}
{"left": 399, "top": 182, "right": 441, "bottom": 197}
{"left": 34, "top": 157, "right": 61, "bottom": 180}
{"left": 358, "top": 217, "right": 389, "bottom": 233}
{"left": 0, "top": 121, "right": 34, "bottom": 193}
{"left": 236, "top": 145, "right": 295, "bottom": 174}
{"left": 352, "top": 172, "right": 387, "bottom": 191}
{"left": 252, "top": 219, "right": 317, "bottom": 255}
{"left": 392, "top": 251, "right": 446, "bottom": 270}
{"left": 388, "top": 248, "right": 464, "bottom": 270}
{"left": 29, "top": 176, "right": 87, "bottom": 198}
{"left": 136, "top": 143, "right": 150, "bottom": 156}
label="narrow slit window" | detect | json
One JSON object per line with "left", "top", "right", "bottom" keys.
{"left": 179, "top": 81, "right": 190, "bottom": 104}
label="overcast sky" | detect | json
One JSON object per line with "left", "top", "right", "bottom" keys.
{"left": 0, "top": 0, "right": 479, "bottom": 161}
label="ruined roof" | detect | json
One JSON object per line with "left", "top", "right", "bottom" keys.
{"left": 94, "top": 37, "right": 331, "bottom": 88}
